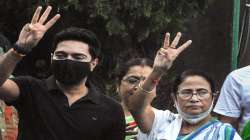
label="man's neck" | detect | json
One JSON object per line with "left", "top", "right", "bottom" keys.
{"left": 56, "top": 80, "right": 88, "bottom": 106}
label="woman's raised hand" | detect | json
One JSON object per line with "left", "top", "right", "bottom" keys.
{"left": 153, "top": 32, "right": 192, "bottom": 74}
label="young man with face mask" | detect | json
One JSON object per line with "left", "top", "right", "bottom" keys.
{"left": 0, "top": 6, "right": 125, "bottom": 140}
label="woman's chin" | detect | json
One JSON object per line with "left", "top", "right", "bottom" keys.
{"left": 186, "top": 108, "right": 203, "bottom": 115}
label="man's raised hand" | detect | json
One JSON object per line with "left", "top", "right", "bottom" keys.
{"left": 16, "top": 6, "right": 60, "bottom": 48}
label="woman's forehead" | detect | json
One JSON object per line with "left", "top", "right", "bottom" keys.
{"left": 179, "top": 76, "right": 211, "bottom": 89}
{"left": 126, "top": 65, "right": 152, "bottom": 76}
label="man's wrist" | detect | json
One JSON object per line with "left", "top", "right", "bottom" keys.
{"left": 10, "top": 48, "right": 25, "bottom": 59}
{"left": 12, "top": 43, "right": 31, "bottom": 56}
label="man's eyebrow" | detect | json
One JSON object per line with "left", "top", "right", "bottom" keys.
{"left": 72, "top": 53, "right": 88, "bottom": 56}
{"left": 54, "top": 51, "right": 66, "bottom": 54}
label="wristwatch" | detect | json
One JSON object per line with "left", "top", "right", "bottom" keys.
{"left": 12, "top": 44, "right": 31, "bottom": 55}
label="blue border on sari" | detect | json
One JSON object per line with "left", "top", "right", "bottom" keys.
{"left": 182, "top": 119, "right": 219, "bottom": 140}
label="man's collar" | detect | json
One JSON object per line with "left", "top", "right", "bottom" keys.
{"left": 45, "top": 76, "right": 101, "bottom": 104}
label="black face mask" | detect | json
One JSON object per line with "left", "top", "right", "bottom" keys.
{"left": 51, "top": 59, "right": 91, "bottom": 86}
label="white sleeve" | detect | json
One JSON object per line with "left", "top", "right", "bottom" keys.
{"left": 137, "top": 109, "right": 173, "bottom": 140}
{"left": 233, "top": 133, "right": 243, "bottom": 140}
{"left": 213, "top": 72, "right": 241, "bottom": 118}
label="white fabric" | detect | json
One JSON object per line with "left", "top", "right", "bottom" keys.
{"left": 137, "top": 109, "right": 182, "bottom": 140}
{"left": 137, "top": 109, "right": 242, "bottom": 140}
{"left": 175, "top": 100, "right": 213, "bottom": 124}
{"left": 214, "top": 65, "right": 250, "bottom": 132}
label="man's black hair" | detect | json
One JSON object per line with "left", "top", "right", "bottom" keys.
{"left": 52, "top": 27, "right": 101, "bottom": 59}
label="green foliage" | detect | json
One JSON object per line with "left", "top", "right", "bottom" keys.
{"left": 47, "top": 0, "right": 206, "bottom": 43}
{"left": 0, "top": 0, "right": 207, "bottom": 52}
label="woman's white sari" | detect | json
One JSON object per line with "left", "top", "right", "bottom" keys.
{"left": 137, "top": 109, "right": 242, "bottom": 140}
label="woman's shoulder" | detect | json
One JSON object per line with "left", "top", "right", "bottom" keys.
{"left": 212, "top": 119, "right": 242, "bottom": 140}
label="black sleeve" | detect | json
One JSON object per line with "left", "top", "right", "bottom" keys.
{"left": 105, "top": 104, "right": 125, "bottom": 140}
{"left": 5, "top": 76, "right": 36, "bottom": 111}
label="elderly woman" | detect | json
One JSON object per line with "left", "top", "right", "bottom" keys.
{"left": 125, "top": 32, "right": 242, "bottom": 140}
{"left": 116, "top": 58, "right": 156, "bottom": 140}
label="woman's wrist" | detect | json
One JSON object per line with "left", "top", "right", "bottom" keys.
{"left": 151, "top": 68, "right": 165, "bottom": 78}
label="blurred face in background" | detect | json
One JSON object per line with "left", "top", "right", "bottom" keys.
{"left": 118, "top": 65, "right": 156, "bottom": 103}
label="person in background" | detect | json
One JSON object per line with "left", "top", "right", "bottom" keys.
{"left": 116, "top": 58, "right": 156, "bottom": 140}
{"left": 213, "top": 66, "right": 250, "bottom": 134}
{"left": 0, "top": 33, "right": 18, "bottom": 140}
{"left": 0, "top": 6, "right": 125, "bottom": 140}
{"left": 124, "top": 32, "right": 242, "bottom": 140}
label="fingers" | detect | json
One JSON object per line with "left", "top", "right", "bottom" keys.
{"left": 45, "top": 14, "right": 61, "bottom": 29}
{"left": 158, "top": 48, "right": 168, "bottom": 57}
{"left": 163, "top": 32, "right": 170, "bottom": 49}
{"left": 177, "top": 40, "right": 192, "bottom": 54}
{"left": 23, "top": 24, "right": 31, "bottom": 32}
{"left": 170, "top": 32, "right": 182, "bottom": 49}
{"left": 158, "top": 32, "right": 192, "bottom": 57}
{"left": 38, "top": 6, "right": 52, "bottom": 24}
{"left": 31, "top": 6, "right": 60, "bottom": 30}
{"left": 31, "top": 7, "right": 42, "bottom": 24}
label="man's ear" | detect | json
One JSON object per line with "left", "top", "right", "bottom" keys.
{"left": 90, "top": 58, "right": 99, "bottom": 71}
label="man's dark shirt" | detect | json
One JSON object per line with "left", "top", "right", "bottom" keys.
{"left": 7, "top": 76, "right": 125, "bottom": 140}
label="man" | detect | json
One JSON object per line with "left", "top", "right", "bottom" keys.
{"left": 0, "top": 6, "right": 125, "bottom": 140}
{"left": 214, "top": 66, "right": 250, "bottom": 133}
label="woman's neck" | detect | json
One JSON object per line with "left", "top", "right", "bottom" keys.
{"left": 121, "top": 102, "right": 132, "bottom": 116}
{"left": 180, "top": 115, "right": 212, "bottom": 135}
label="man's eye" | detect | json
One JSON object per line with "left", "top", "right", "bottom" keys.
{"left": 127, "top": 78, "right": 139, "bottom": 84}
{"left": 72, "top": 54, "right": 87, "bottom": 60}
{"left": 75, "top": 56, "right": 86, "bottom": 60}
{"left": 55, "top": 54, "right": 67, "bottom": 59}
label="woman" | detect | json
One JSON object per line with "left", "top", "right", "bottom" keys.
{"left": 116, "top": 58, "right": 156, "bottom": 140}
{"left": 125, "top": 32, "right": 242, "bottom": 140}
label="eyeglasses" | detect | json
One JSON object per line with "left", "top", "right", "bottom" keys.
{"left": 122, "top": 76, "right": 146, "bottom": 85}
{"left": 177, "top": 88, "right": 212, "bottom": 100}
{"left": 52, "top": 52, "right": 91, "bottom": 62}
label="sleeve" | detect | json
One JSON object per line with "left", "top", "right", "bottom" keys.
{"left": 213, "top": 72, "right": 242, "bottom": 118}
{"left": 5, "top": 76, "right": 34, "bottom": 111}
{"left": 105, "top": 104, "right": 125, "bottom": 140}
{"left": 137, "top": 109, "right": 172, "bottom": 140}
